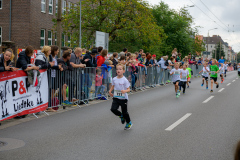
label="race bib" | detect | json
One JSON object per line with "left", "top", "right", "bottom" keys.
{"left": 203, "top": 71, "right": 207, "bottom": 74}
{"left": 182, "top": 75, "right": 187, "bottom": 80}
{"left": 174, "top": 71, "right": 180, "bottom": 75}
{"left": 210, "top": 71, "right": 216, "bottom": 75}
{"left": 114, "top": 90, "right": 125, "bottom": 99}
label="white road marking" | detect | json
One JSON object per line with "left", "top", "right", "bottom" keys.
{"left": 218, "top": 88, "right": 225, "bottom": 92}
{"left": 202, "top": 96, "right": 214, "bottom": 103}
{"left": 233, "top": 80, "right": 235, "bottom": 82}
{"left": 165, "top": 113, "right": 192, "bottom": 131}
{"left": 227, "top": 83, "right": 231, "bottom": 86}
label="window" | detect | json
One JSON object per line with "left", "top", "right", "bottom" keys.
{"left": 0, "top": 0, "right": 2, "bottom": 9}
{"left": 41, "top": 0, "right": 46, "bottom": 13}
{"left": 48, "top": 31, "right": 52, "bottom": 45}
{"left": 56, "top": 0, "right": 58, "bottom": 13}
{"left": 55, "top": 33, "right": 57, "bottom": 45}
{"left": 49, "top": 0, "right": 53, "bottom": 14}
{"left": 67, "top": 35, "right": 71, "bottom": 47}
{"left": 0, "top": 27, "right": 2, "bottom": 46}
{"left": 40, "top": 29, "right": 45, "bottom": 47}
{"left": 68, "top": 2, "right": 72, "bottom": 10}
{"left": 62, "top": 33, "right": 65, "bottom": 46}
{"left": 62, "top": 0, "right": 66, "bottom": 14}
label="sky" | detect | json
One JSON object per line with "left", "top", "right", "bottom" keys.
{"left": 146, "top": 0, "right": 240, "bottom": 52}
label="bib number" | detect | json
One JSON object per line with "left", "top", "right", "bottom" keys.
{"left": 211, "top": 71, "right": 215, "bottom": 75}
{"left": 182, "top": 76, "right": 187, "bottom": 80}
{"left": 114, "top": 90, "right": 125, "bottom": 99}
{"left": 174, "top": 71, "right": 180, "bottom": 75}
{"left": 203, "top": 71, "right": 207, "bottom": 74}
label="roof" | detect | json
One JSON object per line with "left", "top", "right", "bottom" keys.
{"left": 203, "top": 35, "right": 225, "bottom": 44}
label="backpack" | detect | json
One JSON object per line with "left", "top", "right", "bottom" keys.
{"left": 164, "top": 60, "right": 169, "bottom": 66}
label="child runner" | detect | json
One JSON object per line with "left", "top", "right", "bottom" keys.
{"left": 170, "top": 63, "right": 181, "bottom": 98}
{"left": 238, "top": 63, "right": 240, "bottom": 77}
{"left": 219, "top": 63, "right": 224, "bottom": 83}
{"left": 210, "top": 59, "right": 219, "bottom": 93}
{"left": 180, "top": 63, "right": 189, "bottom": 94}
{"left": 224, "top": 61, "right": 228, "bottom": 77}
{"left": 186, "top": 64, "right": 192, "bottom": 88}
{"left": 179, "top": 63, "right": 183, "bottom": 92}
{"left": 199, "top": 62, "right": 210, "bottom": 89}
{"left": 109, "top": 64, "right": 132, "bottom": 130}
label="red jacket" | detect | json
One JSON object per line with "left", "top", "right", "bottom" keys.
{"left": 97, "top": 55, "right": 105, "bottom": 67}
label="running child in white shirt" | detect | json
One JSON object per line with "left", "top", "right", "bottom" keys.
{"left": 219, "top": 63, "right": 224, "bottom": 83}
{"left": 109, "top": 64, "right": 132, "bottom": 130}
{"left": 170, "top": 63, "right": 181, "bottom": 98}
{"left": 199, "top": 62, "right": 210, "bottom": 89}
{"left": 224, "top": 61, "right": 228, "bottom": 77}
{"left": 180, "top": 63, "right": 189, "bottom": 94}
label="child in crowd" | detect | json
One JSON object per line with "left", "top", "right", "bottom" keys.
{"left": 224, "top": 61, "right": 228, "bottom": 77}
{"left": 180, "top": 63, "right": 189, "bottom": 94}
{"left": 170, "top": 63, "right": 181, "bottom": 98}
{"left": 219, "top": 63, "right": 224, "bottom": 83}
{"left": 109, "top": 64, "right": 132, "bottom": 130}
{"left": 210, "top": 59, "right": 219, "bottom": 93}
{"left": 186, "top": 64, "right": 192, "bottom": 88}
{"left": 95, "top": 68, "right": 105, "bottom": 97}
{"left": 238, "top": 63, "right": 240, "bottom": 77}
{"left": 199, "top": 62, "right": 210, "bottom": 89}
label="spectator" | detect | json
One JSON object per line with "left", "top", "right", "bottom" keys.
{"left": 188, "top": 55, "right": 194, "bottom": 64}
{"left": 176, "top": 53, "right": 181, "bottom": 62}
{"left": 82, "top": 48, "right": 86, "bottom": 55}
{"left": 57, "top": 50, "right": 73, "bottom": 106}
{"left": 138, "top": 49, "right": 143, "bottom": 59}
{"left": 119, "top": 48, "right": 128, "bottom": 57}
{"left": 95, "top": 68, "right": 105, "bottom": 97}
{"left": 98, "top": 46, "right": 103, "bottom": 56}
{"left": 150, "top": 54, "right": 160, "bottom": 86}
{"left": 111, "top": 52, "right": 118, "bottom": 67}
{"left": 0, "top": 48, "right": 18, "bottom": 72}
{"left": 16, "top": 46, "right": 39, "bottom": 71}
{"left": 82, "top": 48, "right": 97, "bottom": 67}
{"left": 97, "top": 49, "right": 108, "bottom": 67}
{"left": 172, "top": 48, "right": 177, "bottom": 58}
{"left": 70, "top": 47, "right": 86, "bottom": 68}
{"left": 158, "top": 56, "right": 168, "bottom": 84}
{"left": 169, "top": 56, "right": 175, "bottom": 67}
{"left": 35, "top": 46, "right": 55, "bottom": 69}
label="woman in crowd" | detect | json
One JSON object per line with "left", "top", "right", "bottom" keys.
{"left": 35, "top": 46, "right": 55, "bottom": 69}
{"left": 97, "top": 49, "right": 108, "bottom": 67}
{"left": 0, "top": 48, "right": 18, "bottom": 72}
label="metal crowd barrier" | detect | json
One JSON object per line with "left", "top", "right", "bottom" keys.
{"left": 47, "top": 64, "right": 205, "bottom": 109}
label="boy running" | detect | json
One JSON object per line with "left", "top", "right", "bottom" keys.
{"left": 219, "top": 63, "right": 224, "bottom": 83}
{"left": 199, "top": 62, "right": 210, "bottom": 89}
{"left": 180, "top": 63, "right": 189, "bottom": 94}
{"left": 238, "top": 63, "right": 240, "bottom": 77}
{"left": 210, "top": 59, "right": 219, "bottom": 93}
{"left": 186, "top": 64, "right": 192, "bottom": 88}
{"left": 109, "top": 64, "right": 132, "bottom": 130}
{"left": 170, "top": 63, "right": 181, "bottom": 98}
{"left": 224, "top": 61, "right": 228, "bottom": 77}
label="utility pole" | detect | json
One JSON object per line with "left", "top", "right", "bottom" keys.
{"left": 57, "top": 0, "right": 62, "bottom": 57}
{"left": 79, "top": 0, "right": 82, "bottom": 48}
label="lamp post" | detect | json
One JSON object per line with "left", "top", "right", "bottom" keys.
{"left": 207, "top": 28, "right": 217, "bottom": 58}
{"left": 79, "top": 0, "right": 82, "bottom": 48}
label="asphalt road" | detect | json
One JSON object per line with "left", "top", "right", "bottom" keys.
{"left": 0, "top": 71, "right": 239, "bottom": 160}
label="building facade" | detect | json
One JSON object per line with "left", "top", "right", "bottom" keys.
{"left": 0, "top": 0, "right": 79, "bottom": 51}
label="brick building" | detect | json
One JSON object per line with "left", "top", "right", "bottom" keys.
{"left": 0, "top": 0, "right": 79, "bottom": 51}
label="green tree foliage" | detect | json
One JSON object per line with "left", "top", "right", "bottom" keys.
{"left": 212, "top": 42, "right": 225, "bottom": 60}
{"left": 53, "top": 1, "right": 205, "bottom": 58}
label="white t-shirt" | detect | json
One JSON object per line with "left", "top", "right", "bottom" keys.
{"left": 202, "top": 67, "right": 210, "bottom": 77}
{"left": 170, "top": 68, "right": 181, "bottom": 82}
{"left": 112, "top": 76, "right": 130, "bottom": 100}
{"left": 224, "top": 64, "right": 228, "bottom": 70}
{"left": 180, "top": 69, "right": 189, "bottom": 82}
{"left": 219, "top": 66, "right": 224, "bottom": 74}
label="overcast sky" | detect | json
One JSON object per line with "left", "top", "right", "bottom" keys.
{"left": 147, "top": 0, "right": 240, "bottom": 52}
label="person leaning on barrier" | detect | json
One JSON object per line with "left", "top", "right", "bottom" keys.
{"left": 16, "top": 46, "right": 39, "bottom": 71}
{"left": 35, "top": 46, "right": 55, "bottom": 69}
{"left": 0, "top": 48, "right": 18, "bottom": 72}
{"left": 57, "top": 51, "right": 74, "bottom": 106}
{"left": 70, "top": 47, "right": 87, "bottom": 68}
{"left": 82, "top": 48, "right": 97, "bottom": 67}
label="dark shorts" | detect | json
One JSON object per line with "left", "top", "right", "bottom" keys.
{"left": 202, "top": 76, "right": 208, "bottom": 81}
{"left": 220, "top": 74, "right": 223, "bottom": 78}
{"left": 210, "top": 77, "right": 217, "bottom": 82}
{"left": 173, "top": 80, "right": 180, "bottom": 84}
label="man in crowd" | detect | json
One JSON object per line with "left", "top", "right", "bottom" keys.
{"left": 218, "top": 56, "right": 225, "bottom": 67}
{"left": 120, "top": 48, "right": 128, "bottom": 57}
{"left": 138, "top": 49, "right": 143, "bottom": 59}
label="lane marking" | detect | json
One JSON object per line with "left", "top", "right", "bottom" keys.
{"left": 218, "top": 88, "right": 225, "bottom": 92}
{"left": 227, "top": 83, "right": 231, "bottom": 86}
{"left": 233, "top": 80, "right": 236, "bottom": 82}
{"left": 165, "top": 113, "right": 192, "bottom": 131}
{"left": 202, "top": 96, "right": 214, "bottom": 103}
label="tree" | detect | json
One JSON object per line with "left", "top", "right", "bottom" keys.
{"left": 212, "top": 42, "right": 225, "bottom": 60}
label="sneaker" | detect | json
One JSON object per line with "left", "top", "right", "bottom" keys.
{"left": 63, "top": 100, "right": 72, "bottom": 106}
{"left": 201, "top": 84, "right": 204, "bottom": 87}
{"left": 183, "top": 91, "right": 185, "bottom": 94}
{"left": 124, "top": 122, "right": 132, "bottom": 130}
{"left": 120, "top": 116, "right": 125, "bottom": 124}
{"left": 210, "top": 90, "right": 213, "bottom": 93}
{"left": 221, "top": 80, "right": 223, "bottom": 83}
{"left": 187, "top": 86, "right": 189, "bottom": 88}
{"left": 206, "top": 86, "right": 208, "bottom": 89}
{"left": 167, "top": 80, "right": 171, "bottom": 83}
{"left": 189, "top": 81, "right": 191, "bottom": 83}
{"left": 216, "top": 84, "right": 219, "bottom": 88}
{"left": 176, "top": 94, "right": 179, "bottom": 98}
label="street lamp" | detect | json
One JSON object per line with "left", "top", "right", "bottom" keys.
{"left": 79, "top": 0, "right": 82, "bottom": 48}
{"left": 207, "top": 28, "right": 218, "bottom": 58}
